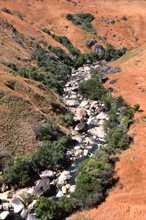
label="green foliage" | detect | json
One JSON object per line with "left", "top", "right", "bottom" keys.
{"left": 66, "top": 13, "right": 95, "bottom": 32}
{"left": 79, "top": 78, "right": 107, "bottom": 100}
{"left": 35, "top": 197, "right": 59, "bottom": 220}
{"left": 133, "top": 103, "right": 140, "bottom": 111}
{"left": 106, "top": 127, "right": 130, "bottom": 151}
{"left": 3, "top": 123, "right": 71, "bottom": 188}
{"left": 2, "top": 62, "right": 17, "bottom": 71}
{"left": 73, "top": 154, "right": 114, "bottom": 209}
{"left": 18, "top": 45, "right": 71, "bottom": 93}
{"left": 60, "top": 112, "right": 74, "bottom": 126}
{"left": 104, "top": 44, "right": 124, "bottom": 61}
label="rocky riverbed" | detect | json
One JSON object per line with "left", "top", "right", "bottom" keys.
{"left": 0, "top": 61, "right": 120, "bottom": 220}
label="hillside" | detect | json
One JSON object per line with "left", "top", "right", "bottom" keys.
{"left": 1, "top": 0, "right": 146, "bottom": 220}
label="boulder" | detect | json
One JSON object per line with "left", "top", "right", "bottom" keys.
{"left": 110, "top": 79, "right": 117, "bottom": 84}
{"left": 96, "top": 112, "right": 108, "bottom": 120}
{"left": 75, "top": 108, "right": 88, "bottom": 121}
{"left": 72, "top": 134, "right": 83, "bottom": 142}
{"left": 69, "top": 185, "right": 76, "bottom": 193}
{"left": 11, "top": 198, "right": 24, "bottom": 214}
{"left": 90, "top": 101, "right": 98, "bottom": 109}
{"left": 84, "top": 66, "right": 90, "bottom": 72}
{"left": 33, "top": 179, "right": 50, "bottom": 197}
{"left": 80, "top": 100, "right": 89, "bottom": 108}
{"left": 75, "top": 122, "right": 88, "bottom": 132}
{"left": 66, "top": 99, "right": 79, "bottom": 107}
{"left": 83, "top": 149, "right": 89, "bottom": 157}
{"left": 62, "top": 185, "right": 67, "bottom": 194}
{"left": 26, "top": 214, "right": 39, "bottom": 220}
{"left": 57, "top": 171, "right": 71, "bottom": 186}
{"left": 2, "top": 203, "right": 10, "bottom": 211}
{"left": 20, "top": 208, "right": 28, "bottom": 219}
{"left": 27, "top": 200, "right": 37, "bottom": 211}
{"left": 0, "top": 211, "right": 9, "bottom": 220}
{"left": 86, "top": 39, "right": 96, "bottom": 47}
{"left": 94, "top": 44, "right": 105, "bottom": 56}
{"left": 56, "top": 190, "right": 63, "bottom": 198}
{"left": 119, "top": 47, "right": 127, "bottom": 55}
{"left": 107, "top": 66, "right": 121, "bottom": 74}
{"left": 39, "top": 170, "right": 54, "bottom": 179}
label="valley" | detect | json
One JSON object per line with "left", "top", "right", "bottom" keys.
{"left": 1, "top": 0, "right": 146, "bottom": 220}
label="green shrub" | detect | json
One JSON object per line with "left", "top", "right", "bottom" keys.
{"left": 133, "top": 103, "right": 140, "bottom": 111}
{"left": 3, "top": 123, "right": 71, "bottom": 188}
{"left": 106, "top": 127, "right": 130, "bottom": 150}
{"left": 35, "top": 197, "right": 59, "bottom": 220}
{"left": 78, "top": 78, "right": 107, "bottom": 100}
{"left": 60, "top": 112, "right": 74, "bottom": 126}
{"left": 66, "top": 12, "right": 95, "bottom": 32}
{"left": 73, "top": 156, "right": 114, "bottom": 208}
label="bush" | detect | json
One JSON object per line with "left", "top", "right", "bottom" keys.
{"left": 73, "top": 156, "right": 114, "bottom": 209}
{"left": 106, "top": 127, "right": 130, "bottom": 151}
{"left": 60, "top": 112, "right": 74, "bottom": 126}
{"left": 133, "top": 103, "right": 140, "bottom": 111}
{"left": 66, "top": 12, "right": 95, "bottom": 32}
{"left": 35, "top": 197, "right": 59, "bottom": 220}
{"left": 78, "top": 78, "right": 107, "bottom": 100}
{"left": 3, "top": 123, "right": 71, "bottom": 188}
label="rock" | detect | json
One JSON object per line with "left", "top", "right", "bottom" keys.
{"left": 70, "top": 94, "right": 78, "bottom": 99}
{"left": 20, "top": 208, "right": 28, "bottom": 219}
{"left": 75, "top": 108, "right": 88, "bottom": 121}
{"left": 89, "top": 126, "right": 105, "bottom": 138}
{"left": 100, "top": 76, "right": 108, "bottom": 83}
{"left": 27, "top": 200, "right": 37, "bottom": 211}
{"left": 69, "top": 185, "right": 76, "bottom": 193}
{"left": 33, "top": 179, "right": 50, "bottom": 197}
{"left": 39, "top": 170, "right": 54, "bottom": 179}
{"left": 102, "top": 65, "right": 111, "bottom": 73}
{"left": 110, "top": 79, "right": 117, "bottom": 84}
{"left": 56, "top": 190, "right": 63, "bottom": 198}
{"left": 11, "top": 198, "right": 24, "bottom": 214}
{"left": 2, "top": 203, "right": 10, "bottom": 211}
{"left": 86, "top": 39, "right": 96, "bottom": 47}
{"left": 119, "top": 47, "right": 127, "bottom": 55}
{"left": 1, "top": 184, "right": 8, "bottom": 193}
{"left": 0, "top": 211, "right": 9, "bottom": 219}
{"left": 62, "top": 185, "right": 67, "bottom": 194}
{"left": 80, "top": 100, "right": 89, "bottom": 108}
{"left": 65, "top": 184, "right": 71, "bottom": 190}
{"left": 78, "top": 67, "right": 84, "bottom": 72}
{"left": 94, "top": 44, "right": 105, "bottom": 56}
{"left": 84, "top": 66, "right": 90, "bottom": 72}
{"left": 108, "top": 66, "right": 121, "bottom": 74}
{"left": 0, "top": 204, "right": 3, "bottom": 210}
{"left": 26, "top": 214, "right": 39, "bottom": 220}
{"left": 74, "top": 146, "right": 81, "bottom": 150}
{"left": 104, "top": 17, "right": 115, "bottom": 24}
{"left": 57, "top": 171, "right": 71, "bottom": 186}
{"left": 96, "top": 112, "right": 108, "bottom": 120}
{"left": 71, "top": 86, "right": 78, "bottom": 92}
{"left": 75, "top": 122, "right": 88, "bottom": 132}
{"left": 86, "top": 146, "right": 93, "bottom": 150}
{"left": 72, "top": 134, "right": 83, "bottom": 142}
{"left": 83, "top": 149, "right": 89, "bottom": 157}
{"left": 90, "top": 101, "right": 98, "bottom": 109}
{"left": 74, "top": 149, "right": 82, "bottom": 157}
{"left": 66, "top": 99, "right": 79, "bottom": 107}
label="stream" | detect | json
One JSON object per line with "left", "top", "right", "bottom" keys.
{"left": 56, "top": 62, "right": 108, "bottom": 197}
